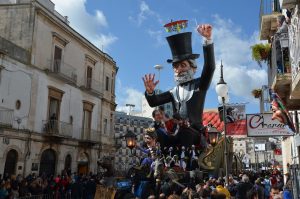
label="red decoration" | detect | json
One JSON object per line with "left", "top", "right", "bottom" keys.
{"left": 164, "top": 20, "right": 188, "bottom": 33}
{"left": 274, "top": 149, "right": 282, "bottom": 155}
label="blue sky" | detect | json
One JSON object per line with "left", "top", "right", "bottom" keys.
{"left": 52, "top": 0, "right": 268, "bottom": 114}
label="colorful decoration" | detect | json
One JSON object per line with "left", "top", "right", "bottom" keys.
{"left": 164, "top": 20, "right": 188, "bottom": 33}
{"left": 270, "top": 91, "right": 296, "bottom": 132}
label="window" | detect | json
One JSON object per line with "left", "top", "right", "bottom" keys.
{"left": 82, "top": 101, "right": 94, "bottom": 139}
{"left": 86, "top": 67, "right": 92, "bottom": 88}
{"left": 104, "top": 118, "right": 108, "bottom": 134}
{"left": 83, "top": 110, "right": 91, "bottom": 130}
{"left": 15, "top": 100, "right": 21, "bottom": 110}
{"left": 49, "top": 98, "right": 59, "bottom": 119}
{"left": 105, "top": 76, "right": 109, "bottom": 91}
{"left": 47, "top": 86, "right": 64, "bottom": 121}
{"left": 111, "top": 73, "right": 115, "bottom": 94}
{"left": 53, "top": 46, "right": 62, "bottom": 72}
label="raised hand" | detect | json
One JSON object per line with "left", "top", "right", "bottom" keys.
{"left": 142, "top": 74, "right": 159, "bottom": 94}
{"left": 197, "top": 24, "right": 213, "bottom": 40}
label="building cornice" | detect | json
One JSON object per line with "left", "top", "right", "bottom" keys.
{"left": 33, "top": 1, "right": 116, "bottom": 67}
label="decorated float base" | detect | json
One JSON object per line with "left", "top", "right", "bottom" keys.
{"left": 94, "top": 136, "right": 243, "bottom": 199}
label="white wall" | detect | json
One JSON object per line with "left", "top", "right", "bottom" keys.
{"left": 0, "top": 58, "right": 32, "bottom": 129}
{"left": 0, "top": 56, "right": 102, "bottom": 139}
{"left": 33, "top": 72, "right": 101, "bottom": 138}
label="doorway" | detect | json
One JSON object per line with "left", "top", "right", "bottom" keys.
{"left": 78, "top": 163, "right": 89, "bottom": 175}
{"left": 4, "top": 149, "right": 18, "bottom": 176}
{"left": 39, "top": 149, "right": 56, "bottom": 176}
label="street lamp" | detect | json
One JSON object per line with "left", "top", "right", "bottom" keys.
{"left": 126, "top": 103, "right": 135, "bottom": 126}
{"left": 154, "top": 64, "right": 163, "bottom": 91}
{"left": 207, "top": 124, "right": 220, "bottom": 147}
{"left": 124, "top": 130, "right": 137, "bottom": 154}
{"left": 126, "top": 104, "right": 135, "bottom": 116}
{"left": 215, "top": 61, "right": 229, "bottom": 185}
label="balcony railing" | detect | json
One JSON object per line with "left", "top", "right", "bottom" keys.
{"left": 42, "top": 120, "right": 72, "bottom": 137}
{"left": 81, "top": 128, "right": 100, "bottom": 142}
{"left": 269, "top": 32, "right": 291, "bottom": 86}
{"left": 49, "top": 59, "right": 77, "bottom": 84}
{"left": 85, "top": 78, "right": 102, "bottom": 94}
{"left": 259, "top": 0, "right": 281, "bottom": 28}
{"left": 0, "top": 108, "right": 13, "bottom": 127}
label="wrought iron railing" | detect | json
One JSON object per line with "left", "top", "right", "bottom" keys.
{"left": 289, "top": 9, "right": 300, "bottom": 81}
{"left": 49, "top": 59, "right": 77, "bottom": 83}
{"left": 0, "top": 108, "right": 13, "bottom": 126}
{"left": 86, "top": 77, "right": 102, "bottom": 94}
{"left": 81, "top": 128, "right": 100, "bottom": 142}
{"left": 42, "top": 120, "right": 72, "bottom": 137}
{"left": 269, "top": 32, "right": 291, "bottom": 85}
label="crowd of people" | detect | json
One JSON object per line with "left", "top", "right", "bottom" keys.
{"left": 129, "top": 170, "right": 293, "bottom": 199}
{"left": 0, "top": 171, "right": 98, "bottom": 199}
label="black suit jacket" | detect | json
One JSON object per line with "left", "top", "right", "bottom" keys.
{"left": 145, "top": 43, "right": 215, "bottom": 131}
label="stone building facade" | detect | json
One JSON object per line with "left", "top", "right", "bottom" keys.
{"left": 0, "top": 0, "right": 117, "bottom": 176}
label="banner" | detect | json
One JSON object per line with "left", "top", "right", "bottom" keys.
{"left": 246, "top": 113, "right": 294, "bottom": 137}
{"left": 218, "top": 104, "right": 247, "bottom": 136}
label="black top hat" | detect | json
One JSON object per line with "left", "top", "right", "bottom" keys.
{"left": 166, "top": 32, "right": 199, "bottom": 63}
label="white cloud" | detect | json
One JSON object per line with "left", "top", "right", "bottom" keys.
{"left": 51, "top": 0, "right": 117, "bottom": 51}
{"left": 115, "top": 79, "right": 143, "bottom": 113}
{"left": 129, "top": 1, "right": 163, "bottom": 26}
{"left": 211, "top": 15, "right": 268, "bottom": 101}
{"left": 92, "top": 34, "right": 118, "bottom": 51}
{"left": 95, "top": 10, "right": 108, "bottom": 27}
{"left": 147, "top": 29, "right": 164, "bottom": 46}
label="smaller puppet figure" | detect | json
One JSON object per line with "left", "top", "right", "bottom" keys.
{"left": 172, "top": 155, "right": 180, "bottom": 168}
{"left": 180, "top": 146, "right": 187, "bottom": 171}
{"left": 140, "top": 128, "right": 158, "bottom": 170}
{"left": 189, "top": 145, "right": 200, "bottom": 170}
{"left": 189, "top": 145, "right": 198, "bottom": 160}
{"left": 165, "top": 156, "right": 172, "bottom": 168}
{"left": 168, "top": 147, "right": 174, "bottom": 157}
{"left": 143, "top": 128, "right": 164, "bottom": 192}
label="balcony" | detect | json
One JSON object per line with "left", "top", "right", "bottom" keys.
{"left": 81, "top": 78, "right": 103, "bottom": 96}
{"left": 47, "top": 59, "right": 77, "bottom": 84}
{"left": 291, "top": 60, "right": 300, "bottom": 99}
{"left": 42, "top": 120, "right": 72, "bottom": 137}
{"left": 281, "top": 0, "right": 298, "bottom": 9}
{"left": 290, "top": 7, "right": 300, "bottom": 99}
{"left": 0, "top": 108, "right": 13, "bottom": 127}
{"left": 79, "top": 128, "right": 100, "bottom": 145}
{"left": 269, "top": 33, "right": 300, "bottom": 109}
{"left": 259, "top": 0, "right": 281, "bottom": 40}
